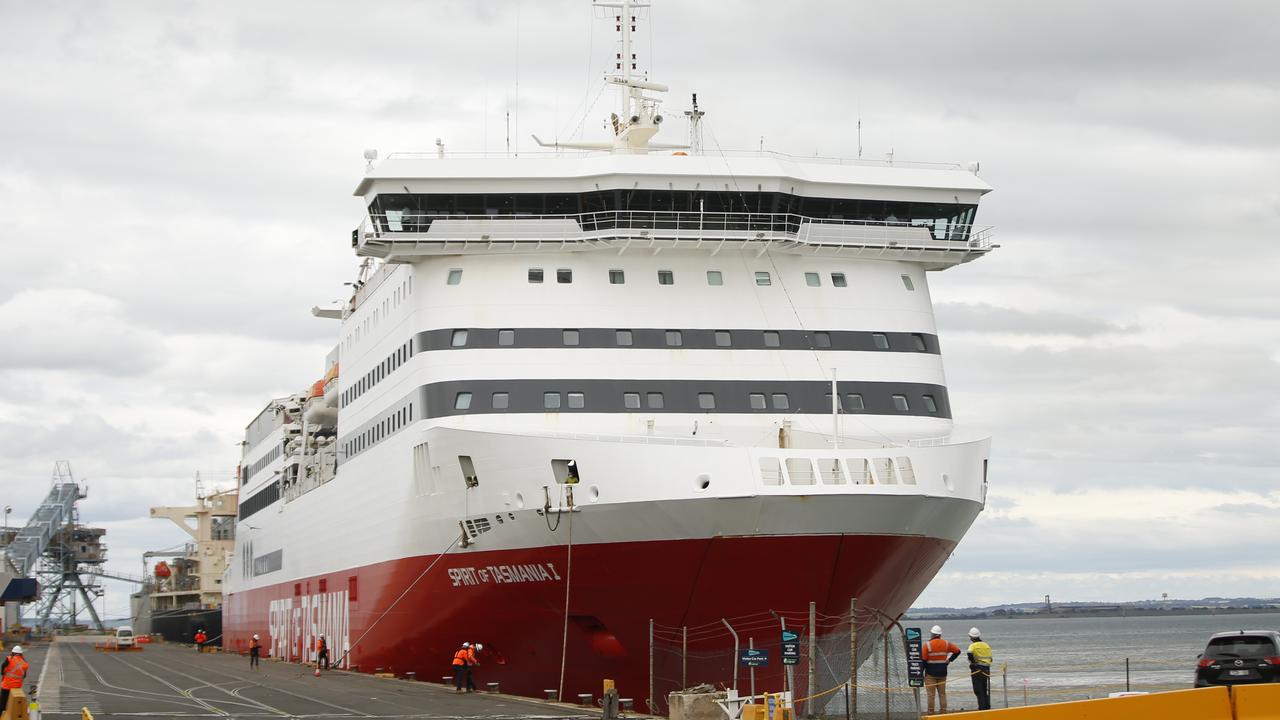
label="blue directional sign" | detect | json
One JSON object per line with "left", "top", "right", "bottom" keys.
{"left": 781, "top": 629, "right": 801, "bottom": 665}
{"left": 904, "top": 627, "right": 924, "bottom": 687}
{"left": 739, "top": 648, "right": 770, "bottom": 667}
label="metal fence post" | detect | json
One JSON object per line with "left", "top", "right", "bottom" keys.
{"left": 850, "top": 597, "right": 858, "bottom": 720}
{"left": 682, "top": 626, "right": 688, "bottom": 690}
{"left": 1002, "top": 664, "right": 1008, "bottom": 708}
{"left": 749, "top": 637, "right": 756, "bottom": 701}
{"left": 723, "top": 619, "right": 740, "bottom": 694}
{"left": 807, "top": 601, "right": 816, "bottom": 718}
{"left": 883, "top": 632, "right": 890, "bottom": 720}
{"left": 1125, "top": 658, "right": 1130, "bottom": 693}
{"left": 649, "top": 619, "right": 655, "bottom": 715}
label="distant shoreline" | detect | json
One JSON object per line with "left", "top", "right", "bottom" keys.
{"left": 906, "top": 607, "right": 1280, "bottom": 621}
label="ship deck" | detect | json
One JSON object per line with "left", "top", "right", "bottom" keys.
{"left": 29, "top": 636, "right": 604, "bottom": 719}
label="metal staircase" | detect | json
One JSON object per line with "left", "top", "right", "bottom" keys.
{"left": 3, "top": 464, "right": 83, "bottom": 577}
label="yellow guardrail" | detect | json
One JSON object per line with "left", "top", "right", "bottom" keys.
{"left": 947, "top": 686, "right": 1233, "bottom": 719}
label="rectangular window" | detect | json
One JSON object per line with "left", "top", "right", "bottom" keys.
{"left": 563, "top": 329, "right": 580, "bottom": 346}
{"left": 646, "top": 392, "right": 665, "bottom": 409}
{"left": 616, "top": 329, "right": 633, "bottom": 346}
{"left": 922, "top": 395, "right": 938, "bottom": 413}
{"left": 831, "top": 272, "right": 848, "bottom": 287}
{"left": 715, "top": 330, "right": 732, "bottom": 347}
{"left": 901, "top": 274, "right": 915, "bottom": 291}
{"left": 755, "top": 271, "right": 772, "bottom": 286}
{"left": 451, "top": 329, "right": 468, "bottom": 347}
{"left": 447, "top": 268, "right": 463, "bottom": 285}
{"left": 665, "top": 330, "right": 683, "bottom": 347}
{"left": 749, "top": 393, "right": 767, "bottom": 410}
{"left": 912, "top": 333, "right": 927, "bottom": 351}
{"left": 348, "top": 576, "right": 358, "bottom": 602}
{"left": 528, "top": 267, "right": 544, "bottom": 283}
{"left": 544, "top": 392, "right": 562, "bottom": 410}
{"left": 815, "top": 332, "right": 832, "bottom": 348}
{"left": 698, "top": 392, "right": 716, "bottom": 410}
{"left": 845, "top": 393, "right": 865, "bottom": 411}
{"left": 804, "top": 272, "right": 820, "bottom": 287}
{"left": 763, "top": 331, "right": 781, "bottom": 347}
{"left": 557, "top": 268, "right": 573, "bottom": 284}
{"left": 658, "top": 270, "right": 674, "bottom": 285}
{"left": 567, "top": 392, "right": 585, "bottom": 409}
{"left": 623, "top": 392, "right": 641, "bottom": 409}
{"left": 892, "top": 395, "right": 910, "bottom": 412}
{"left": 609, "top": 269, "right": 625, "bottom": 284}
{"left": 706, "top": 270, "right": 723, "bottom": 286}
{"left": 498, "top": 329, "right": 515, "bottom": 346}
{"left": 872, "top": 333, "right": 889, "bottom": 350}
{"left": 771, "top": 393, "right": 790, "bottom": 410}
{"left": 491, "top": 392, "right": 510, "bottom": 410}
{"left": 454, "top": 392, "right": 472, "bottom": 410}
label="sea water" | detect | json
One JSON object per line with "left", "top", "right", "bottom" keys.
{"left": 906, "top": 612, "right": 1278, "bottom": 706}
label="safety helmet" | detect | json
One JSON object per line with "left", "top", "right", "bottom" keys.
{"left": 253, "top": 634, "right": 260, "bottom": 640}
{"left": 968, "top": 627, "right": 981, "bottom": 639}
{"left": 319, "top": 634, "right": 325, "bottom": 638}
{"left": 11, "top": 646, "right": 22, "bottom": 654}
{"left": 475, "top": 643, "right": 483, "bottom": 650}
{"left": 462, "top": 641, "right": 471, "bottom": 647}
{"left": 930, "top": 625, "right": 942, "bottom": 635}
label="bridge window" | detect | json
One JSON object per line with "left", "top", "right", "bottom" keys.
{"left": 831, "top": 272, "right": 848, "bottom": 288}
{"left": 698, "top": 393, "right": 716, "bottom": 410}
{"left": 609, "top": 269, "right": 625, "bottom": 284}
{"left": 658, "top": 270, "right": 674, "bottom": 285}
{"left": 892, "top": 395, "right": 910, "bottom": 412}
{"left": 771, "top": 393, "right": 790, "bottom": 410}
{"left": 616, "top": 329, "right": 633, "bottom": 346}
{"left": 755, "top": 271, "right": 772, "bottom": 286}
{"left": 873, "top": 333, "right": 890, "bottom": 350}
{"left": 544, "top": 392, "right": 562, "bottom": 410}
{"left": 528, "top": 267, "right": 544, "bottom": 283}
{"left": 804, "top": 272, "right": 820, "bottom": 287}
{"left": 749, "top": 393, "right": 767, "bottom": 410}
{"left": 557, "top": 268, "right": 573, "bottom": 284}
{"left": 447, "top": 268, "right": 463, "bottom": 285}
{"left": 715, "top": 330, "right": 732, "bottom": 347}
{"left": 498, "top": 329, "right": 515, "bottom": 346}
{"left": 707, "top": 270, "right": 724, "bottom": 286}
{"left": 845, "top": 393, "right": 865, "bottom": 411}
{"left": 764, "top": 331, "right": 781, "bottom": 348}
{"left": 454, "top": 392, "right": 472, "bottom": 410}
{"left": 491, "top": 392, "right": 510, "bottom": 410}
{"left": 666, "top": 330, "right": 683, "bottom": 347}
{"left": 814, "top": 332, "right": 831, "bottom": 348}
{"left": 623, "top": 392, "right": 641, "bottom": 409}
{"left": 922, "top": 395, "right": 938, "bottom": 413}
{"left": 563, "top": 329, "right": 580, "bottom": 346}
{"left": 567, "top": 392, "right": 586, "bottom": 409}
{"left": 901, "top": 274, "right": 915, "bottom": 291}
{"left": 912, "top": 333, "right": 927, "bottom": 351}
{"left": 451, "top": 329, "right": 468, "bottom": 347}
{"left": 646, "top": 392, "right": 665, "bottom": 409}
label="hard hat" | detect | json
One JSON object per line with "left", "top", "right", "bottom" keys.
{"left": 462, "top": 641, "right": 471, "bottom": 647}
{"left": 11, "top": 645, "right": 22, "bottom": 654}
{"left": 969, "top": 627, "right": 981, "bottom": 638}
{"left": 253, "top": 634, "right": 260, "bottom": 640}
{"left": 319, "top": 634, "right": 325, "bottom": 638}
{"left": 930, "top": 625, "right": 942, "bottom": 635}
{"left": 475, "top": 642, "right": 483, "bottom": 650}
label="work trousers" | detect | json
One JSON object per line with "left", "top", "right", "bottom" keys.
{"left": 924, "top": 674, "right": 947, "bottom": 713}
{"left": 250, "top": 648, "right": 260, "bottom": 668}
{"left": 1, "top": 687, "right": 11, "bottom": 715}
{"left": 318, "top": 649, "right": 330, "bottom": 670}
{"left": 971, "top": 666, "right": 991, "bottom": 710}
{"left": 453, "top": 664, "right": 467, "bottom": 690}
{"left": 465, "top": 665, "right": 477, "bottom": 692}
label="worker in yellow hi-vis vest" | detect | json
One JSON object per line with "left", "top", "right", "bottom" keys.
{"left": 966, "top": 627, "right": 994, "bottom": 710}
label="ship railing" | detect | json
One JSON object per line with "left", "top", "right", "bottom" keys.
{"left": 355, "top": 211, "right": 993, "bottom": 255}
{"left": 381, "top": 149, "right": 970, "bottom": 171}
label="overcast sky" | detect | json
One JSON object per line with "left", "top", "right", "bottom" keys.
{"left": 1, "top": 0, "right": 1277, "bottom": 618}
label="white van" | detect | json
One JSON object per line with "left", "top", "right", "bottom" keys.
{"left": 115, "top": 625, "right": 135, "bottom": 648}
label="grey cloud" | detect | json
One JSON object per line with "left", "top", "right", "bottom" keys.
{"left": 936, "top": 302, "right": 1130, "bottom": 337}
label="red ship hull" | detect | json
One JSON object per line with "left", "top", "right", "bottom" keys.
{"left": 224, "top": 533, "right": 954, "bottom": 708}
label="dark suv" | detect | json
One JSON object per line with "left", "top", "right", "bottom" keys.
{"left": 1195, "top": 630, "right": 1280, "bottom": 686}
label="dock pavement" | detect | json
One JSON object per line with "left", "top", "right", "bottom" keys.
{"left": 22, "top": 635, "right": 606, "bottom": 719}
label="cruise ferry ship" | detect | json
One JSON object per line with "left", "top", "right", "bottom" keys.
{"left": 224, "top": 1, "right": 994, "bottom": 707}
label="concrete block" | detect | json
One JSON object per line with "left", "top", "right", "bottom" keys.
{"left": 668, "top": 689, "right": 728, "bottom": 720}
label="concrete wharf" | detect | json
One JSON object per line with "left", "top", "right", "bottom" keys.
{"left": 20, "top": 636, "right": 604, "bottom": 719}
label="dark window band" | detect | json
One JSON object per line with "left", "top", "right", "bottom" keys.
{"left": 414, "top": 328, "right": 940, "bottom": 354}
{"left": 240, "top": 481, "right": 281, "bottom": 520}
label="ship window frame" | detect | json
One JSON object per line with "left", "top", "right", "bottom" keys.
{"left": 528, "top": 267, "right": 544, "bottom": 284}
{"left": 454, "top": 392, "right": 473, "bottom": 410}
{"left": 657, "top": 269, "right": 675, "bottom": 285}
{"left": 665, "top": 329, "right": 684, "bottom": 347}
{"left": 901, "top": 274, "right": 915, "bottom": 291}
{"left": 715, "top": 330, "right": 732, "bottom": 347}
{"left": 763, "top": 331, "right": 781, "bottom": 348}
{"left": 567, "top": 391, "right": 586, "bottom": 409}
{"left": 616, "top": 329, "right": 633, "bottom": 346}
{"left": 845, "top": 393, "right": 865, "bottom": 411}
{"left": 771, "top": 393, "right": 790, "bottom": 410}
{"left": 646, "top": 392, "right": 665, "bottom": 409}
{"left": 749, "top": 393, "right": 767, "bottom": 410}
{"left": 922, "top": 394, "right": 938, "bottom": 413}
{"left": 707, "top": 270, "right": 724, "bottom": 286}
{"left": 557, "top": 268, "right": 573, "bottom": 284}
{"left": 872, "top": 333, "right": 890, "bottom": 350}
{"left": 544, "top": 392, "right": 562, "bottom": 410}
{"left": 831, "top": 272, "right": 848, "bottom": 288}
{"left": 563, "top": 329, "right": 580, "bottom": 346}
{"left": 491, "top": 392, "right": 510, "bottom": 410}
{"left": 804, "top": 272, "right": 821, "bottom": 287}
{"left": 451, "top": 329, "right": 469, "bottom": 347}
{"left": 623, "top": 392, "right": 642, "bottom": 409}
{"left": 498, "top": 329, "right": 515, "bottom": 346}
{"left": 609, "top": 269, "right": 626, "bottom": 285}
{"left": 755, "top": 271, "right": 772, "bottom": 286}
{"left": 814, "top": 332, "right": 832, "bottom": 348}
{"left": 697, "top": 392, "right": 716, "bottom": 410}
{"left": 892, "top": 394, "right": 910, "bottom": 412}
{"left": 447, "top": 268, "right": 463, "bottom": 285}
{"left": 912, "top": 333, "right": 927, "bottom": 351}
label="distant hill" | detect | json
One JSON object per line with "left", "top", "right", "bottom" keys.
{"left": 907, "top": 596, "right": 1280, "bottom": 619}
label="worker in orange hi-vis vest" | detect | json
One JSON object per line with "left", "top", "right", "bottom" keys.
{"left": 921, "top": 625, "right": 961, "bottom": 714}
{"left": 1, "top": 645, "right": 30, "bottom": 714}
{"left": 465, "top": 642, "right": 483, "bottom": 693}
{"left": 451, "top": 642, "right": 472, "bottom": 693}
{"left": 317, "top": 634, "right": 330, "bottom": 670}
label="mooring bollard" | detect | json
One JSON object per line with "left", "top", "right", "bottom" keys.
{"left": 578, "top": 693, "right": 594, "bottom": 706}
{"left": 545, "top": 689, "right": 559, "bottom": 701}
{"left": 487, "top": 682, "right": 500, "bottom": 693}
{"left": 405, "top": 672, "right": 416, "bottom": 682}
{"left": 443, "top": 675, "right": 454, "bottom": 685}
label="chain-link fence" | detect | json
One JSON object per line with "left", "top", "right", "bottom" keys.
{"left": 649, "top": 600, "right": 928, "bottom": 719}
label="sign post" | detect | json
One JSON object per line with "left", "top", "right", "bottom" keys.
{"left": 781, "top": 629, "right": 800, "bottom": 665}
{"left": 904, "top": 627, "right": 924, "bottom": 687}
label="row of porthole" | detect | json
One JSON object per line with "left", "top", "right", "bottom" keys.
{"left": 450, "top": 328, "right": 928, "bottom": 351}
{"left": 455, "top": 389, "right": 939, "bottom": 413}
{"left": 447, "top": 267, "right": 916, "bottom": 291}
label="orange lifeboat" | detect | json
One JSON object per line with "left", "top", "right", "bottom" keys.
{"left": 308, "top": 380, "right": 325, "bottom": 399}
{"left": 154, "top": 561, "right": 172, "bottom": 578}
